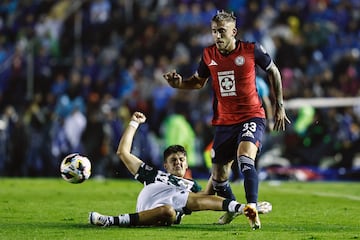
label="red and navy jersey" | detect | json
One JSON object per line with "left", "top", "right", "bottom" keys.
{"left": 197, "top": 40, "right": 272, "bottom": 125}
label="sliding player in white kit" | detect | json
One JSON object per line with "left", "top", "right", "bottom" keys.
{"left": 89, "top": 112, "right": 271, "bottom": 227}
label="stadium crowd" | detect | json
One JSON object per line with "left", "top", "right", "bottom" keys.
{"left": 0, "top": 0, "right": 359, "bottom": 179}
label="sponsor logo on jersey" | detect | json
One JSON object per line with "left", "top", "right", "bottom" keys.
{"left": 208, "top": 60, "right": 218, "bottom": 66}
{"left": 235, "top": 56, "right": 245, "bottom": 66}
{"left": 217, "top": 70, "right": 237, "bottom": 97}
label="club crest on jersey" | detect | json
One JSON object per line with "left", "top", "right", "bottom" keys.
{"left": 234, "top": 56, "right": 245, "bottom": 66}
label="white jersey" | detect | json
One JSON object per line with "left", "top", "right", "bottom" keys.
{"left": 134, "top": 163, "right": 201, "bottom": 213}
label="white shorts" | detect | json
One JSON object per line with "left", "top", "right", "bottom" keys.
{"left": 136, "top": 182, "right": 190, "bottom": 213}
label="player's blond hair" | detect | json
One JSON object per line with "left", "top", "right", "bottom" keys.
{"left": 212, "top": 10, "right": 236, "bottom": 23}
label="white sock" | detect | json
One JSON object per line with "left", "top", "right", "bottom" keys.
{"left": 248, "top": 202, "right": 257, "bottom": 208}
{"left": 106, "top": 216, "right": 115, "bottom": 225}
{"left": 118, "top": 214, "right": 130, "bottom": 225}
{"left": 228, "top": 200, "right": 245, "bottom": 213}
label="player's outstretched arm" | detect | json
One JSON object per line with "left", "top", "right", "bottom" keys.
{"left": 163, "top": 70, "right": 208, "bottom": 89}
{"left": 116, "top": 112, "right": 146, "bottom": 176}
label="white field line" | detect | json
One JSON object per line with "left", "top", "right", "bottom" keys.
{"left": 272, "top": 187, "right": 360, "bottom": 201}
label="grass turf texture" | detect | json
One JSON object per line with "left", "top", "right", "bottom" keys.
{"left": 1, "top": 178, "right": 359, "bottom": 240}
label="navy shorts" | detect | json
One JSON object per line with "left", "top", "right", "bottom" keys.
{"left": 211, "top": 118, "right": 266, "bottom": 164}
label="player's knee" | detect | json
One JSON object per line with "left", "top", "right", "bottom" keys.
{"left": 158, "top": 205, "right": 176, "bottom": 222}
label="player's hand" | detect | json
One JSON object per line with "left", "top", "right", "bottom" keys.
{"left": 163, "top": 70, "right": 183, "bottom": 88}
{"left": 132, "top": 112, "right": 146, "bottom": 124}
{"left": 273, "top": 105, "right": 291, "bottom": 131}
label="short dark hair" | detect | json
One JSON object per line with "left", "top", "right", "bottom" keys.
{"left": 163, "top": 145, "right": 187, "bottom": 161}
{"left": 212, "top": 10, "right": 236, "bottom": 23}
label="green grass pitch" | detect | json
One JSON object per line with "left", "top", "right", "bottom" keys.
{"left": 1, "top": 178, "right": 359, "bottom": 240}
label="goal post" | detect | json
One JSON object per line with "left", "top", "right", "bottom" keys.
{"left": 284, "top": 97, "right": 360, "bottom": 109}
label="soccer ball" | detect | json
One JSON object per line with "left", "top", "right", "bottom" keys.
{"left": 60, "top": 153, "right": 91, "bottom": 184}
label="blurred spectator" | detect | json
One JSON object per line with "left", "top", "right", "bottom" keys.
{"left": 0, "top": 105, "right": 18, "bottom": 175}
{"left": 161, "top": 104, "right": 198, "bottom": 168}
{"left": 81, "top": 104, "right": 106, "bottom": 177}
{"left": 149, "top": 55, "right": 176, "bottom": 136}
{"left": 23, "top": 94, "right": 47, "bottom": 176}
{"left": 88, "top": 0, "right": 111, "bottom": 45}
{"left": 63, "top": 97, "right": 86, "bottom": 153}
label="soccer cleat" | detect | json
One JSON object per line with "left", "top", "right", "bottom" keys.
{"left": 89, "top": 212, "right": 112, "bottom": 227}
{"left": 217, "top": 201, "right": 272, "bottom": 225}
{"left": 244, "top": 204, "right": 261, "bottom": 230}
{"left": 218, "top": 211, "right": 241, "bottom": 225}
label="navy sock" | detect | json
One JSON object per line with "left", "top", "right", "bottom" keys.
{"left": 129, "top": 213, "right": 140, "bottom": 226}
{"left": 212, "top": 179, "right": 235, "bottom": 200}
{"left": 238, "top": 155, "right": 258, "bottom": 203}
{"left": 115, "top": 213, "right": 140, "bottom": 226}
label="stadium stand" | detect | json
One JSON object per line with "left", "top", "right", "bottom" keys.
{"left": 0, "top": 0, "right": 359, "bottom": 180}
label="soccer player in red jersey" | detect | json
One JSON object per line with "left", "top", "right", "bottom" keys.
{"left": 164, "top": 10, "right": 290, "bottom": 229}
